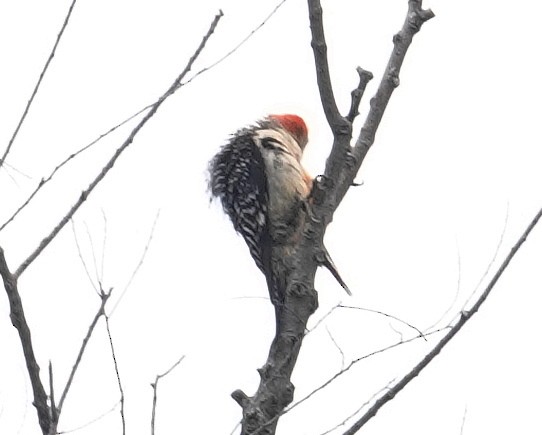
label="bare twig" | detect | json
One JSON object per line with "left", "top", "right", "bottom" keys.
{"left": 109, "top": 209, "right": 161, "bottom": 316}
{"left": 319, "top": 379, "right": 395, "bottom": 435}
{"left": 57, "top": 400, "right": 120, "bottom": 434}
{"left": 185, "top": 0, "right": 288, "bottom": 85}
{"left": 0, "top": 247, "right": 50, "bottom": 434}
{"left": 425, "top": 237, "right": 463, "bottom": 331}
{"left": 346, "top": 67, "right": 374, "bottom": 123}
{"left": 85, "top": 221, "right": 102, "bottom": 286}
{"left": 0, "top": 160, "right": 32, "bottom": 180}
{"left": 71, "top": 220, "right": 99, "bottom": 294}
{"left": 427, "top": 205, "right": 509, "bottom": 332}
{"left": 341, "top": 203, "right": 542, "bottom": 434}
{"left": 462, "top": 204, "right": 509, "bottom": 310}
{"left": 339, "top": 1, "right": 435, "bottom": 203}
{"left": 105, "top": 314, "right": 125, "bottom": 435}
{"left": 150, "top": 355, "right": 186, "bottom": 435}
{"left": 0, "top": 107, "right": 149, "bottom": 233}
{"left": 48, "top": 361, "right": 58, "bottom": 427}
{"left": 286, "top": 329, "right": 445, "bottom": 421}
{"left": 326, "top": 327, "right": 346, "bottom": 369}
{"left": 13, "top": 11, "right": 223, "bottom": 279}
{"left": 307, "top": 0, "right": 347, "bottom": 133}
{"left": 229, "top": 421, "right": 242, "bottom": 435}
{"left": 57, "top": 289, "right": 112, "bottom": 414}
{"left": 0, "top": 162, "right": 23, "bottom": 186}
{"left": 305, "top": 303, "right": 341, "bottom": 335}
{"left": 338, "top": 304, "right": 426, "bottom": 340}
{"left": 0, "top": 0, "right": 78, "bottom": 170}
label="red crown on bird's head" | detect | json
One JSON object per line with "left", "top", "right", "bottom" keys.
{"left": 269, "top": 114, "right": 308, "bottom": 149}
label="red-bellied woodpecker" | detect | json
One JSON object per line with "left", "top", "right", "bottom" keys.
{"left": 209, "top": 114, "right": 350, "bottom": 319}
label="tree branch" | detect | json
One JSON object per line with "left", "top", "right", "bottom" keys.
{"left": 346, "top": 67, "right": 373, "bottom": 123}
{"left": 57, "top": 289, "right": 112, "bottom": 414}
{"left": 0, "top": 105, "right": 149, "bottom": 233}
{"left": 336, "top": 0, "right": 434, "bottom": 204}
{"left": 0, "top": 0, "right": 78, "bottom": 171}
{"left": 307, "top": 0, "right": 349, "bottom": 134}
{"left": 13, "top": 10, "right": 223, "bottom": 278}
{"left": 232, "top": 276, "right": 318, "bottom": 434}
{"left": 342, "top": 203, "right": 542, "bottom": 434}
{"left": 184, "top": 0, "right": 288, "bottom": 86}
{"left": 150, "top": 356, "right": 186, "bottom": 435}
{"left": 105, "top": 313, "right": 125, "bottom": 434}
{"left": 0, "top": 247, "right": 50, "bottom": 434}
{"left": 49, "top": 361, "right": 58, "bottom": 429}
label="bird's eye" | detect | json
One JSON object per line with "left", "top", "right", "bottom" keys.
{"left": 261, "top": 138, "right": 281, "bottom": 150}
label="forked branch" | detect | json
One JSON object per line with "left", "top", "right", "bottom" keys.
{"left": 335, "top": 0, "right": 434, "bottom": 204}
{"left": 233, "top": 2, "right": 433, "bottom": 434}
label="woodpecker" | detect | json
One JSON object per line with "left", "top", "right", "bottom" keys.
{"left": 209, "top": 114, "right": 350, "bottom": 319}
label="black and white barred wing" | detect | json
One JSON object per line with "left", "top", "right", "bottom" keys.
{"left": 208, "top": 130, "right": 271, "bottom": 274}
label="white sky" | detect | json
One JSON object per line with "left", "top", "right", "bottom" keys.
{"left": 1, "top": 0, "right": 541, "bottom": 434}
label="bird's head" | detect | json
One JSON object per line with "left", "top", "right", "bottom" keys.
{"left": 269, "top": 114, "right": 309, "bottom": 150}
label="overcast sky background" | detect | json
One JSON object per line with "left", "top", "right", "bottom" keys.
{"left": 1, "top": 0, "right": 541, "bottom": 434}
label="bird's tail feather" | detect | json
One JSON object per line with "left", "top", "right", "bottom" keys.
{"left": 322, "top": 246, "right": 352, "bottom": 296}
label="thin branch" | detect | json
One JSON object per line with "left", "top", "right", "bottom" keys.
{"left": 48, "top": 361, "right": 58, "bottom": 427}
{"left": 425, "top": 236, "right": 463, "bottom": 331}
{"left": 0, "top": 162, "right": 23, "bottom": 186}
{"left": 71, "top": 220, "right": 99, "bottom": 294}
{"left": 338, "top": 304, "right": 426, "bottom": 340}
{"left": 306, "top": 303, "right": 341, "bottom": 335}
{"left": 85, "top": 221, "right": 102, "bottom": 286}
{"left": 13, "top": 11, "right": 224, "bottom": 279}
{"left": 150, "top": 355, "right": 186, "bottom": 435}
{"left": 427, "top": 205, "right": 509, "bottom": 332}
{"left": 286, "top": 329, "right": 445, "bottom": 418}
{"left": 307, "top": 0, "right": 346, "bottom": 132}
{"left": 0, "top": 160, "right": 32, "bottom": 180}
{"left": 57, "top": 289, "right": 112, "bottom": 413}
{"left": 109, "top": 209, "right": 160, "bottom": 316}
{"left": 343, "top": 1, "right": 434, "bottom": 199}
{"left": 0, "top": 106, "right": 149, "bottom": 233}
{"left": 0, "top": 161, "right": 32, "bottom": 192}
{"left": 346, "top": 67, "right": 374, "bottom": 123}
{"left": 318, "top": 379, "right": 395, "bottom": 435}
{"left": 326, "top": 326, "right": 346, "bottom": 369}
{"left": 0, "top": 0, "right": 78, "bottom": 170}
{"left": 341, "top": 203, "right": 542, "bottom": 434}
{"left": 229, "top": 421, "right": 242, "bottom": 435}
{"left": 0, "top": 247, "right": 50, "bottom": 434}
{"left": 462, "top": 203, "right": 510, "bottom": 310}
{"left": 184, "top": 0, "right": 288, "bottom": 86}
{"left": 105, "top": 314, "right": 125, "bottom": 435}
{"left": 57, "top": 400, "right": 120, "bottom": 434}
